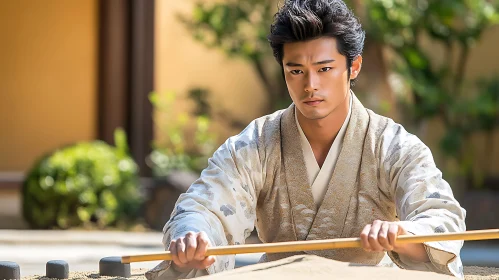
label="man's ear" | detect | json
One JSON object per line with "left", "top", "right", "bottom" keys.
{"left": 350, "top": 55, "right": 363, "bottom": 80}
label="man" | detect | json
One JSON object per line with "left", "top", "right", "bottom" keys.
{"left": 146, "top": 0, "right": 466, "bottom": 279}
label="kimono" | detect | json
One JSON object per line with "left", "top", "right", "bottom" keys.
{"left": 145, "top": 92, "right": 467, "bottom": 280}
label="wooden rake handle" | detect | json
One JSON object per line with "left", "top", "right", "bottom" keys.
{"left": 121, "top": 229, "right": 499, "bottom": 263}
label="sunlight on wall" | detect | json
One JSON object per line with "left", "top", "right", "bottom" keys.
{"left": 0, "top": 0, "right": 97, "bottom": 172}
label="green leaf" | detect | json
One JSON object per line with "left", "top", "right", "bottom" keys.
{"left": 114, "top": 128, "right": 129, "bottom": 156}
{"left": 21, "top": 138, "right": 141, "bottom": 229}
{"left": 440, "top": 129, "right": 463, "bottom": 156}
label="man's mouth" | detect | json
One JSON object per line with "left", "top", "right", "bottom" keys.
{"left": 303, "top": 100, "right": 323, "bottom": 106}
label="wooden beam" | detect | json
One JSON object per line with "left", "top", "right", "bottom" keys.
{"left": 97, "top": 0, "right": 154, "bottom": 177}
{"left": 97, "top": 0, "right": 130, "bottom": 145}
{"left": 129, "top": 0, "right": 154, "bottom": 177}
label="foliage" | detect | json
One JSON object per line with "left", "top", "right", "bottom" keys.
{"left": 178, "top": 0, "right": 290, "bottom": 111}
{"left": 149, "top": 90, "right": 218, "bottom": 176}
{"left": 365, "top": 0, "right": 499, "bottom": 180}
{"left": 22, "top": 129, "right": 141, "bottom": 229}
{"left": 367, "top": 0, "right": 499, "bottom": 117}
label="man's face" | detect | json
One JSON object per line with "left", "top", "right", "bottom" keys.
{"left": 282, "top": 37, "right": 360, "bottom": 120}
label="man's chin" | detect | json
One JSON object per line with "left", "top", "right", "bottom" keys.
{"left": 296, "top": 106, "right": 330, "bottom": 120}
{"left": 301, "top": 111, "right": 328, "bottom": 120}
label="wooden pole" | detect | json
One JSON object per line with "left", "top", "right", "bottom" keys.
{"left": 121, "top": 229, "right": 499, "bottom": 263}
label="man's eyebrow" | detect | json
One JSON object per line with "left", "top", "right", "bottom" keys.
{"left": 285, "top": 59, "right": 335, "bottom": 67}
{"left": 314, "top": 59, "right": 335, "bottom": 65}
{"left": 285, "top": 62, "right": 303, "bottom": 67}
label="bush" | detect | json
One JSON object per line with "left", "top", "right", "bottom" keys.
{"left": 148, "top": 90, "right": 217, "bottom": 176}
{"left": 22, "top": 129, "right": 142, "bottom": 229}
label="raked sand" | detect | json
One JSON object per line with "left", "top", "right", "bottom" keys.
{"left": 23, "top": 255, "right": 499, "bottom": 280}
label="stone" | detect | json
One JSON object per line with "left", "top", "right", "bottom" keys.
{"left": 99, "top": 256, "right": 131, "bottom": 278}
{"left": 0, "top": 261, "right": 20, "bottom": 280}
{"left": 143, "top": 171, "right": 198, "bottom": 230}
{"left": 46, "top": 260, "right": 69, "bottom": 279}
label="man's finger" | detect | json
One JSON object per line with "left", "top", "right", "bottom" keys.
{"left": 368, "top": 220, "right": 384, "bottom": 251}
{"left": 184, "top": 232, "right": 197, "bottom": 262}
{"left": 194, "top": 232, "right": 211, "bottom": 261}
{"left": 388, "top": 224, "right": 399, "bottom": 248}
{"left": 360, "top": 224, "right": 372, "bottom": 251}
{"left": 176, "top": 238, "right": 188, "bottom": 264}
{"left": 170, "top": 240, "right": 184, "bottom": 268}
{"left": 198, "top": 256, "right": 216, "bottom": 269}
{"left": 378, "top": 222, "right": 393, "bottom": 251}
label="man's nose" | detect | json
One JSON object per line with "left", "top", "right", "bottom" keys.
{"left": 304, "top": 72, "right": 319, "bottom": 93}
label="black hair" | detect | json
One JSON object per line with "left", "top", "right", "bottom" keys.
{"left": 268, "top": 0, "right": 365, "bottom": 86}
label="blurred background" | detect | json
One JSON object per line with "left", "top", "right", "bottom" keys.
{"left": 0, "top": 0, "right": 498, "bottom": 276}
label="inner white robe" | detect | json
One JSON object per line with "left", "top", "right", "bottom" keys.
{"left": 296, "top": 94, "right": 352, "bottom": 207}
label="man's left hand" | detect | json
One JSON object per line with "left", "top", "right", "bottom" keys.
{"left": 360, "top": 220, "right": 430, "bottom": 263}
{"left": 360, "top": 220, "right": 407, "bottom": 252}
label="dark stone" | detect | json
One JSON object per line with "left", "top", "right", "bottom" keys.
{"left": 46, "top": 260, "right": 69, "bottom": 279}
{"left": 99, "top": 256, "right": 131, "bottom": 278}
{"left": 461, "top": 190, "right": 499, "bottom": 230}
{"left": 161, "top": 171, "right": 199, "bottom": 193}
{"left": 0, "top": 261, "right": 20, "bottom": 280}
{"left": 143, "top": 171, "right": 199, "bottom": 230}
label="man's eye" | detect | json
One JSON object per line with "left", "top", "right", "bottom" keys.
{"left": 319, "top": 67, "right": 332, "bottom": 72}
{"left": 290, "top": 70, "right": 303, "bottom": 75}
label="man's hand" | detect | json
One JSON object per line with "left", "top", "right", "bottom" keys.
{"left": 169, "top": 231, "right": 216, "bottom": 272}
{"left": 360, "top": 220, "right": 407, "bottom": 252}
{"left": 360, "top": 220, "right": 430, "bottom": 263}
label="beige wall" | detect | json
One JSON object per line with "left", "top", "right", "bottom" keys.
{"left": 154, "top": 0, "right": 268, "bottom": 142}
{"left": 466, "top": 26, "right": 499, "bottom": 80}
{"left": 0, "top": 0, "right": 98, "bottom": 172}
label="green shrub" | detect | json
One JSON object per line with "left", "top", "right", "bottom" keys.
{"left": 22, "top": 129, "right": 142, "bottom": 229}
{"left": 149, "top": 90, "right": 217, "bottom": 176}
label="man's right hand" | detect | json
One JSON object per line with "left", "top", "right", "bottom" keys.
{"left": 169, "top": 231, "right": 216, "bottom": 272}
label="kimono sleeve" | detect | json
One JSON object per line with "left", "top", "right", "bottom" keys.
{"left": 145, "top": 122, "right": 263, "bottom": 280}
{"left": 379, "top": 124, "right": 467, "bottom": 278}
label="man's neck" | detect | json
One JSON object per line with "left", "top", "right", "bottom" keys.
{"left": 297, "top": 92, "right": 350, "bottom": 150}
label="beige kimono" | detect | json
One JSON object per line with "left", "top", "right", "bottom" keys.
{"left": 146, "top": 93, "right": 466, "bottom": 279}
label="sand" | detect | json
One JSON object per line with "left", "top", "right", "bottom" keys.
{"left": 21, "top": 258, "right": 499, "bottom": 280}
{"left": 22, "top": 269, "right": 149, "bottom": 280}
{"left": 464, "top": 266, "right": 499, "bottom": 280}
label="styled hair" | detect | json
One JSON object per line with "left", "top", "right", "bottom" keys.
{"left": 268, "top": 0, "right": 365, "bottom": 84}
